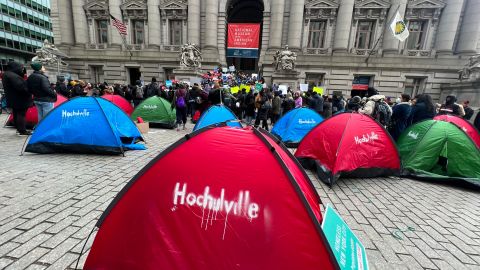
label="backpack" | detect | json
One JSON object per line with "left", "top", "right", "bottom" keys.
{"left": 373, "top": 100, "right": 392, "bottom": 127}
{"left": 176, "top": 95, "right": 186, "bottom": 108}
{"left": 135, "top": 86, "right": 144, "bottom": 99}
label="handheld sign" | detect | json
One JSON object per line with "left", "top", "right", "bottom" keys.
{"left": 322, "top": 204, "right": 369, "bottom": 270}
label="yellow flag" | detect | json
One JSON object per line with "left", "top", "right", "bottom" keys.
{"left": 231, "top": 86, "right": 240, "bottom": 94}
{"left": 313, "top": 87, "right": 324, "bottom": 95}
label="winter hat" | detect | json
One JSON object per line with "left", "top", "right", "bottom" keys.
{"left": 31, "top": 61, "right": 43, "bottom": 71}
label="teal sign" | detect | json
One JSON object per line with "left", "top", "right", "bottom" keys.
{"left": 322, "top": 204, "right": 369, "bottom": 270}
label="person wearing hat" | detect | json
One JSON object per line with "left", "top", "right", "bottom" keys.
{"left": 27, "top": 62, "right": 56, "bottom": 122}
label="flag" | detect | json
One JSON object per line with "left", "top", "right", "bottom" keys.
{"left": 390, "top": 11, "right": 409, "bottom": 42}
{"left": 110, "top": 15, "right": 127, "bottom": 36}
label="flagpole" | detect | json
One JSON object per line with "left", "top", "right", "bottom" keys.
{"left": 365, "top": 4, "right": 401, "bottom": 65}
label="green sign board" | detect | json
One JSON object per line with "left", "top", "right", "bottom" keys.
{"left": 322, "top": 204, "right": 369, "bottom": 270}
{"left": 255, "top": 83, "right": 263, "bottom": 92}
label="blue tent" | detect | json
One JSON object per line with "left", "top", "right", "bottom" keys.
{"left": 25, "top": 97, "right": 146, "bottom": 155}
{"left": 193, "top": 105, "right": 242, "bottom": 131}
{"left": 272, "top": 108, "right": 323, "bottom": 147}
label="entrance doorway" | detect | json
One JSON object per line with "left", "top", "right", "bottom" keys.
{"left": 226, "top": 0, "right": 264, "bottom": 72}
{"left": 128, "top": 68, "right": 141, "bottom": 85}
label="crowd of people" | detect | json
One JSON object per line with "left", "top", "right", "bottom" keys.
{"left": 2, "top": 60, "right": 480, "bottom": 136}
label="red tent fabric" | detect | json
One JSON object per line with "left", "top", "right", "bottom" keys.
{"left": 434, "top": 115, "right": 480, "bottom": 148}
{"left": 84, "top": 126, "right": 338, "bottom": 270}
{"left": 6, "top": 95, "right": 68, "bottom": 128}
{"left": 101, "top": 94, "right": 134, "bottom": 116}
{"left": 295, "top": 113, "right": 400, "bottom": 186}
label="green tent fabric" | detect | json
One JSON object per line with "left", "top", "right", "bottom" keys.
{"left": 131, "top": 97, "right": 176, "bottom": 128}
{"left": 397, "top": 120, "right": 480, "bottom": 186}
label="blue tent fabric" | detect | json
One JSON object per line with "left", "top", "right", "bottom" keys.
{"left": 272, "top": 108, "right": 323, "bottom": 147}
{"left": 25, "top": 97, "right": 146, "bottom": 154}
{"left": 193, "top": 105, "right": 242, "bottom": 131}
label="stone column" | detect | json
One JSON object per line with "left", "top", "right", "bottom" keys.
{"left": 52, "top": 0, "right": 74, "bottom": 45}
{"left": 269, "top": 0, "right": 285, "bottom": 49}
{"left": 148, "top": 0, "right": 161, "bottom": 48}
{"left": 436, "top": 0, "right": 464, "bottom": 54}
{"left": 287, "top": 0, "right": 305, "bottom": 50}
{"left": 382, "top": 0, "right": 407, "bottom": 54}
{"left": 456, "top": 0, "right": 480, "bottom": 54}
{"left": 188, "top": 0, "right": 201, "bottom": 45}
{"left": 333, "top": 0, "right": 355, "bottom": 53}
{"left": 204, "top": 0, "right": 218, "bottom": 49}
{"left": 109, "top": 0, "right": 123, "bottom": 46}
{"left": 71, "top": 0, "right": 89, "bottom": 45}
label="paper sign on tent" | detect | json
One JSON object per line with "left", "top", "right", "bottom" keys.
{"left": 322, "top": 204, "right": 369, "bottom": 270}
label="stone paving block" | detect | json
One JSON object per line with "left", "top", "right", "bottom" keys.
{"left": 13, "top": 223, "right": 53, "bottom": 244}
{"left": 45, "top": 252, "right": 78, "bottom": 270}
{"left": 0, "top": 257, "right": 14, "bottom": 269}
{"left": 39, "top": 238, "right": 81, "bottom": 265}
{"left": 7, "top": 233, "right": 50, "bottom": 258}
{"left": 397, "top": 254, "right": 424, "bottom": 270}
{"left": 0, "top": 242, "right": 20, "bottom": 257}
{"left": 439, "top": 242, "right": 477, "bottom": 264}
{"left": 26, "top": 264, "right": 48, "bottom": 270}
{"left": 5, "top": 247, "right": 49, "bottom": 270}
{"left": 0, "top": 229, "right": 23, "bottom": 245}
{"left": 404, "top": 246, "right": 438, "bottom": 269}
{"left": 409, "top": 238, "right": 441, "bottom": 259}
{"left": 435, "top": 249, "right": 472, "bottom": 270}
{"left": 45, "top": 216, "right": 79, "bottom": 234}
{"left": 41, "top": 226, "right": 80, "bottom": 249}
{"left": 431, "top": 259, "right": 457, "bottom": 270}
{"left": 16, "top": 213, "right": 55, "bottom": 231}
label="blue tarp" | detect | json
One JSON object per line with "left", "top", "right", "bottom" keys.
{"left": 272, "top": 108, "right": 323, "bottom": 147}
{"left": 193, "top": 105, "right": 242, "bottom": 131}
{"left": 25, "top": 97, "right": 146, "bottom": 154}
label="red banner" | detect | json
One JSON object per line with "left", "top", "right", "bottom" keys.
{"left": 227, "top": 23, "right": 260, "bottom": 49}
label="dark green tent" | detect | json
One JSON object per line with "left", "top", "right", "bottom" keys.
{"left": 131, "top": 97, "right": 176, "bottom": 128}
{"left": 398, "top": 120, "right": 480, "bottom": 186}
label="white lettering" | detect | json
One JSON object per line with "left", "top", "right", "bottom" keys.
{"left": 407, "top": 131, "right": 419, "bottom": 140}
{"left": 298, "top": 118, "right": 317, "bottom": 125}
{"left": 173, "top": 182, "right": 186, "bottom": 205}
{"left": 354, "top": 132, "right": 379, "bottom": 145}
{"left": 143, "top": 105, "right": 158, "bottom": 109}
{"left": 61, "top": 109, "right": 90, "bottom": 118}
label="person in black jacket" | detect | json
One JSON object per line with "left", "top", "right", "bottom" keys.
{"left": 3, "top": 61, "right": 32, "bottom": 135}
{"left": 308, "top": 91, "right": 324, "bottom": 115}
{"left": 408, "top": 94, "right": 435, "bottom": 125}
{"left": 474, "top": 110, "right": 480, "bottom": 131}
{"left": 55, "top": 78, "right": 70, "bottom": 98}
{"left": 27, "top": 62, "right": 56, "bottom": 121}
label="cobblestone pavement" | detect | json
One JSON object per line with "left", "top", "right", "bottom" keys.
{"left": 0, "top": 113, "right": 479, "bottom": 270}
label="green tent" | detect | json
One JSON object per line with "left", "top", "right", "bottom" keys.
{"left": 397, "top": 120, "right": 480, "bottom": 186}
{"left": 131, "top": 97, "right": 176, "bottom": 128}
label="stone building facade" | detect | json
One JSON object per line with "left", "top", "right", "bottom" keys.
{"left": 51, "top": 0, "right": 480, "bottom": 100}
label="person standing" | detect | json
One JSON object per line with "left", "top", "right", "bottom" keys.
{"left": 408, "top": 94, "right": 436, "bottom": 125}
{"left": 439, "top": 95, "right": 465, "bottom": 117}
{"left": 463, "top": 101, "right": 474, "bottom": 120}
{"left": 294, "top": 91, "right": 303, "bottom": 108}
{"left": 389, "top": 94, "right": 412, "bottom": 140}
{"left": 3, "top": 61, "right": 32, "bottom": 135}
{"left": 132, "top": 80, "right": 144, "bottom": 107}
{"left": 27, "top": 62, "right": 56, "bottom": 122}
{"left": 271, "top": 91, "right": 281, "bottom": 125}
{"left": 308, "top": 91, "right": 324, "bottom": 116}
{"left": 173, "top": 87, "right": 188, "bottom": 131}
{"left": 254, "top": 90, "right": 271, "bottom": 131}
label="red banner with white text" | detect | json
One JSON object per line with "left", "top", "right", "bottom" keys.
{"left": 227, "top": 23, "right": 261, "bottom": 58}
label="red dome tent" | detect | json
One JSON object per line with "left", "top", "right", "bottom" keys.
{"left": 101, "top": 94, "right": 134, "bottom": 116}
{"left": 434, "top": 114, "right": 480, "bottom": 148}
{"left": 84, "top": 126, "right": 339, "bottom": 270}
{"left": 5, "top": 95, "right": 68, "bottom": 128}
{"left": 295, "top": 113, "right": 400, "bottom": 186}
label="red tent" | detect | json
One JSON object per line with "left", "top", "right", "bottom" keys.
{"left": 6, "top": 95, "right": 68, "bottom": 128}
{"left": 434, "top": 115, "right": 480, "bottom": 148}
{"left": 101, "top": 94, "right": 134, "bottom": 116}
{"left": 84, "top": 126, "right": 338, "bottom": 270}
{"left": 295, "top": 113, "right": 400, "bottom": 186}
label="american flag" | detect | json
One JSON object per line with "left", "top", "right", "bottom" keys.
{"left": 110, "top": 15, "right": 127, "bottom": 36}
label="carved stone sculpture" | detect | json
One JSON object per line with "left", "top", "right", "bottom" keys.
{"left": 180, "top": 43, "right": 202, "bottom": 68}
{"left": 273, "top": 45, "right": 297, "bottom": 71}
{"left": 32, "top": 39, "right": 69, "bottom": 66}
{"left": 459, "top": 54, "right": 480, "bottom": 82}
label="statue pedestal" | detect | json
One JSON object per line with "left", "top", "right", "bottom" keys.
{"left": 173, "top": 67, "right": 203, "bottom": 83}
{"left": 272, "top": 70, "right": 301, "bottom": 91}
{"left": 441, "top": 80, "right": 480, "bottom": 109}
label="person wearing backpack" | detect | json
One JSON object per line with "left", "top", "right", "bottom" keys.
{"left": 132, "top": 80, "right": 144, "bottom": 107}
{"left": 173, "top": 86, "right": 188, "bottom": 131}
{"left": 389, "top": 94, "right": 412, "bottom": 140}
{"left": 254, "top": 89, "right": 271, "bottom": 131}
{"left": 359, "top": 87, "right": 392, "bottom": 127}
{"left": 145, "top": 77, "right": 160, "bottom": 98}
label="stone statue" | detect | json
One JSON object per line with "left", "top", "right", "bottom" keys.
{"left": 459, "top": 54, "right": 480, "bottom": 81}
{"left": 273, "top": 45, "right": 297, "bottom": 71}
{"left": 180, "top": 43, "right": 202, "bottom": 68}
{"left": 32, "top": 39, "right": 68, "bottom": 66}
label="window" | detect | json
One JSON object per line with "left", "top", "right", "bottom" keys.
{"left": 132, "top": 20, "right": 144, "bottom": 44}
{"left": 169, "top": 20, "right": 183, "bottom": 45}
{"left": 307, "top": 20, "right": 327, "bottom": 48}
{"left": 96, "top": 20, "right": 109, "bottom": 44}
{"left": 404, "top": 77, "right": 426, "bottom": 97}
{"left": 406, "top": 20, "right": 427, "bottom": 50}
{"left": 355, "top": 21, "right": 375, "bottom": 49}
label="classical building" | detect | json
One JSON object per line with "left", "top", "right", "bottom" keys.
{"left": 50, "top": 0, "right": 480, "bottom": 100}
{"left": 0, "top": 0, "right": 54, "bottom": 69}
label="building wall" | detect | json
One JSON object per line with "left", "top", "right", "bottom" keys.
{"left": 0, "top": 0, "right": 54, "bottom": 67}
{"left": 51, "top": 0, "right": 480, "bottom": 100}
